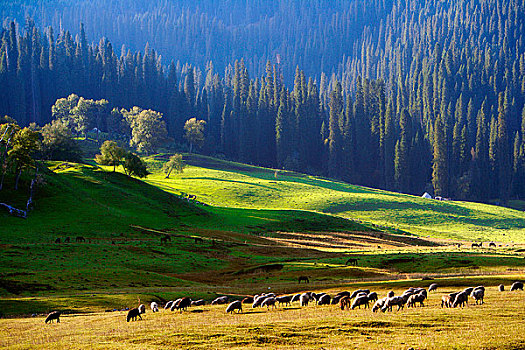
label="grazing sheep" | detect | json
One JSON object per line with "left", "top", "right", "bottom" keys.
{"left": 355, "top": 292, "right": 368, "bottom": 299}
{"left": 164, "top": 301, "right": 174, "bottom": 310}
{"left": 300, "top": 293, "right": 310, "bottom": 307}
{"left": 150, "top": 302, "right": 159, "bottom": 313}
{"left": 172, "top": 297, "right": 192, "bottom": 312}
{"left": 401, "top": 288, "right": 417, "bottom": 298}
{"left": 252, "top": 295, "right": 267, "bottom": 308}
{"left": 312, "top": 292, "right": 326, "bottom": 301}
{"left": 276, "top": 295, "right": 292, "bottom": 306}
{"left": 498, "top": 284, "right": 505, "bottom": 292}
{"left": 381, "top": 295, "right": 408, "bottom": 312}
{"left": 441, "top": 292, "right": 459, "bottom": 308}
{"left": 138, "top": 304, "right": 146, "bottom": 314}
{"left": 211, "top": 296, "right": 229, "bottom": 305}
{"left": 317, "top": 294, "right": 331, "bottom": 305}
{"left": 171, "top": 298, "right": 182, "bottom": 311}
{"left": 407, "top": 293, "right": 426, "bottom": 308}
{"left": 372, "top": 298, "right": 386, "bottom": 312}
{"left": 471, "top": 288, "right": 484, "bottom": 305}
{"left": 335, "top": 291, "right": 350, "bottom": 299}
{"left": 127, "top": 308, "right": 142, "bottom": 322}
{"left": 45, "top": 311, "right": 61, "bottom": 323}
{"left": 308, "top": 292, "right": 316, "bottom": 300}
{"left": 226, "top": 300, "right": 243, "bottom": 314}
{"left": 350, "top": 289, "right": 370, "bottom": 299}
{"left": 428, "top": 283, "right": 438, "bottom": 292}
{"left": 463, "top": 287, "right": 474, "bottom": 295}
{"left": 351, "top": 295, "right": 369, "bottom": 309}
{"left": 191, "top": 299, "right": 205, "bottom": 306}
{"left": 452, "top": 291, "right": 469, "bottom": 308}
{"left": 367, "top": 292, "right": 378, "bottom": 302}
{"left": 261, "top": 297, "right": 277, "bottom": 309}
{"left": 331, "top": 295, "right": 342, "bottom": 304}
{"left": 418, "top": 289, "right": 428, "bottom": 298}
{"left": 387, "top": 291, "right": 395, "bottom": 298}
{"left": 291, "top": 293, "right": 301, "bottom": 303}
{"left": 441, "top": 295, "right": 452, "bottom": 308}
{"left": 339, "top": 296, "right": 351, "bottom": 310}
{"left": 242, "top": 297, "right": 254, "bottom": 304}
{"left": 510, "top": 281, "right": 524, "bottom": 291}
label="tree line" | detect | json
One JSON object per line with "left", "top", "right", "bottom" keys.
{"left": 1, "top": 0, "right": 525, "bottom": 202}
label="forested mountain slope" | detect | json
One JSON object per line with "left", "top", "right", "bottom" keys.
{"left": 1, "top": 0, "right": 524, "bottom": 202}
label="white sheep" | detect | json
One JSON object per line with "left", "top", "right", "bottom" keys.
{"left": 471, "top": 288, "right": 484, "bottom": 305}
{"left": 150, "top": 302, "right": 159, "bottom": 312}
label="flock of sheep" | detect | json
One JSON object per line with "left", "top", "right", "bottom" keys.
{"left": 119, "top": 281, "right": 525, "bottom": 322}
{"left": 43, "top": 281, "right": 524, "bottom": 323}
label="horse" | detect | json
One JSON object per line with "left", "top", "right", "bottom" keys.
{"left": 160, "top": 235, "right": 171, "bottom": 244}
{"left": 345, "top": 258, "right": 358, "bottom": 266}
{"left": 298, "top": 276, "right": 310, "bottom": 284}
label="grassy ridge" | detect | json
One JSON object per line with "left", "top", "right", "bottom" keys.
{"left": 144, "top": 154, "right": 525, "bottom": 242}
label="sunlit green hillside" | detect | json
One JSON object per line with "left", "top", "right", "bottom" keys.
{"left": 144, "top": 154, "right": 525, "bottom": 242}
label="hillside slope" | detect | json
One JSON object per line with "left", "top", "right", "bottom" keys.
{"left": 0, "top": 161, "right": 377, "bottom": 298}
{"left": 145, "top": 154, "right": 525, "bottom": 243}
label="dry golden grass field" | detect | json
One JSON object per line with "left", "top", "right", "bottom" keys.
{"left": 2, "top": 285, "right": 525, "bottom": 350}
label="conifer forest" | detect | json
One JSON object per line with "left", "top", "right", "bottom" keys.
{"left": 1, "top": 0, "right": 525, "bottom": 202}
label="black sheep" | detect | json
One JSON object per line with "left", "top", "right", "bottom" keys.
{"left": 45, "top": 311, "right": 61, "bottom": 323}
{"left": 127, "top": 308, "right": 142, "bottom": 322}
{"left": 511, "top": 281, "right": 524, "bottom": 291}
{"left": 173, "top": 297, "right": 192, "bottom": 312}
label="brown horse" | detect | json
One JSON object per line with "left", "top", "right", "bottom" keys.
{"left": 298, "top": 276, "right": 310, "bottom": 284}
{"left": 160, "top": 235, "right": 171, "bottom": 244}
{"left": 345, "top": 258, "right": 358, "bottom": 266}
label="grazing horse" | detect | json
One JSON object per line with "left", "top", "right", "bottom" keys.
{"left": 75, "top": 236, "right": 86, "bottom": 243}
{"left": 160, "top": 235, "right": 171, "bottom": 244}
{"left": 64, "top": 237, "right": 70, "bottom": 243}
{"left": 298, "top": 276, "right": 310, "bottom": 284}
{"left": 471, "top": 242, "right": 481, "bottom": 248}
{"left": 194, "top": 237, "right": 204, "bottom": 244}
{"left": 345, "top": 258, "right": 358, "bottom": 266}
{"left": 55, "top": 238, "right": 61, "bottom": 244}
{"left": 489, "top": 242, "right": 496, "bottom": 248}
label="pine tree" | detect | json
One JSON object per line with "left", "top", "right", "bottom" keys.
{"left": 394, "top": 109, "right": 411, "bottom": 192}
{"left": 432, "top": 116, "right": 448, "bottom": 197}
{"left": 328, "top": 80, "right": 343, "bottom": 178}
